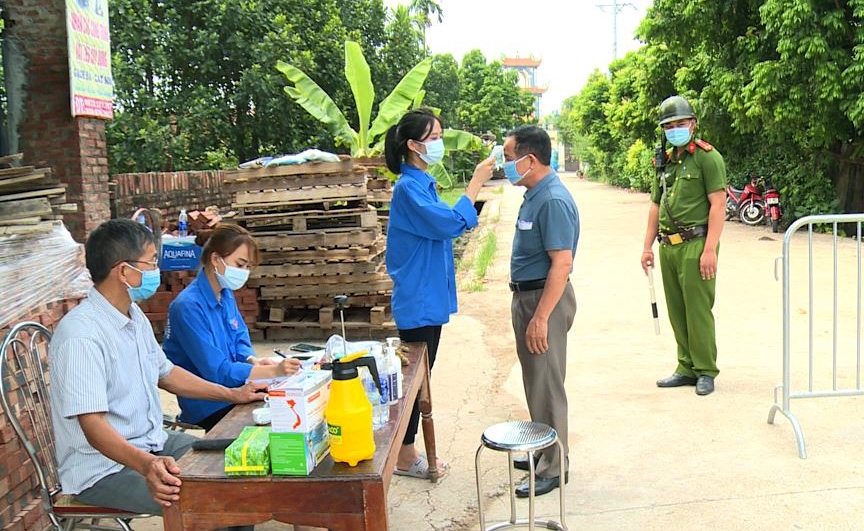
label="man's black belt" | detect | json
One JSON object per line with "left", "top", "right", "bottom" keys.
{"left": 509, "top": 278, "right": 547, "bottom": 292}
{"left": 658, "top": 225, "right": 708, "bottom": 246}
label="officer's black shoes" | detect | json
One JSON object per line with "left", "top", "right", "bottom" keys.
{"left": 515, "top": 472, "right": 569, "bottom": 498}
{"left": 696, "top": 375, "right": 715, "bottom": 396}
{"left": 512, "top": 453, "right": 541, "bottom": 471}
{"left": 656, "top": 373, "right": 698, "bottom": 387}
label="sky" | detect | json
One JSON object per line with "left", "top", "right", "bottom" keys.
{"left": 384, "top": 0, "right": 653, "bottom": 116}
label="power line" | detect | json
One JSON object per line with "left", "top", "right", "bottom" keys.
{"left": 597, "top": 0, "right": 636, "bottom": 60}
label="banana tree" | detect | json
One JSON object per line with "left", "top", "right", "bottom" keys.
{"left": 276, "top": 41, "right": 432, "bottom": 157}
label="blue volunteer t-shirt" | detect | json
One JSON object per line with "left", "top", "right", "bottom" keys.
{"left": 510, "top": 172, "right": 580, "bottom": 281}
{"left": 162, "top": 270, "right": 255, "bottom": 424}
{"left": 386, "top": 163, "right": 479, "bottom": 330}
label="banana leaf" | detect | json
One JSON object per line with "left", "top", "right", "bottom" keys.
{"left": 412, "top": 89, "right": 426, "bottom": 108}
{"left": 368, "top": 58, "right": 433, "bottom": 146}
{"left": 443, "top": 129, "right": 483, "bottom": 151}
{"left": 344, "top": 41, "right": 374, "bottom": 157}
{"left": 427, "top": 162, "right": 455, "bottom": 189}
{"left": 276, "top": 60, "right": 356, "bottom": 149}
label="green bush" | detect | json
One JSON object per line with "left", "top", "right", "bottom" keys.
{"left": 623, "top": 140, "right": 655, "bottom": 192}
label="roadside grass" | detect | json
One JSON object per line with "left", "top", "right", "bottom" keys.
{"left": 439, "top": 186, "right": 466, "bottom": 206}
{"left": 442, "top": 184, "right": 502, "bottom": 291}
{"left": 467, "top": 231, "right": 497, "bottom": 292}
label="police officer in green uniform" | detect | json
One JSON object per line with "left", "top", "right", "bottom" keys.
{"left": 640, "top": 95, "right": 726, "bottom": 396}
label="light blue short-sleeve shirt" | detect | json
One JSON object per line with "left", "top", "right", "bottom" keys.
{"left": 510, "top": 172, "right": 580, "bottom": 282}
{"left": 50, "top": 288, "right": 174, "bottom": 494}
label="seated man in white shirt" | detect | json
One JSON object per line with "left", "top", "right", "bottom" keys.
{"left": 50, "top": 218, "right": 266, "bottom": 520}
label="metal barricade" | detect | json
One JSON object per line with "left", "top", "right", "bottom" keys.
{"left": 768, "top": 213, "right": 864, "bottom": 458}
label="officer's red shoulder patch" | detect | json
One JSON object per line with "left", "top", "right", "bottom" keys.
{"left": 695, "top": 139, "right": 714, "bottom": 151}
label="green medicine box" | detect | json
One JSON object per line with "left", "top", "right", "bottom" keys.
{"left": 269, "top": 420, "right": 330, "bottom": 475}
{"left": 224, "top": 426, "right": 271, "bottom": 476}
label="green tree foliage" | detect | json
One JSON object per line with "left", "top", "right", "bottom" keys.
{"left": 408, "top": 0, "right": 443, "bottom": 48}
{"left": 107, "top": 0, "right": 534, "bottom": 187}
{"left": 454, "top": 50, "right": 536, "bottom": 140}
{"left": 558, "top": 0, "right": 864, "bottom": 218}
{"left": 378, "top": 6, "right": 426, "bottom": 96}
{"left": 423, "top": 54, "right": 460, "bottom": 125}
{"left": 108, "top": 0, "right": 402, "bottom": 173}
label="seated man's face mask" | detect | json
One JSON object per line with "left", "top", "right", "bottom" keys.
{"left": 124, "top": 262, "right": 161, "bottom": 301}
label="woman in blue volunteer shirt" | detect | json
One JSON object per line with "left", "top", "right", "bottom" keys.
{"left": 163, "top": 224, "right": 300, "bottom": 431}
{"left": 384, "top": 108, "right": 495, "bottom": 478}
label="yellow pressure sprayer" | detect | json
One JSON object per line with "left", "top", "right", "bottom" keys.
{"left": 322, "top": 350, "right": 381, "bottom": 466}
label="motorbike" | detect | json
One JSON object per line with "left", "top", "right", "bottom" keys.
{"left": 762, "top": 178, "right": 783, "bottom": 233}
{"left": 726, "top": 175, "right": 765, "bottom": 225}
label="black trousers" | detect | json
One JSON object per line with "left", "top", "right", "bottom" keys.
{"left": 398, "top": 325, "right": 442, "bottom": 446}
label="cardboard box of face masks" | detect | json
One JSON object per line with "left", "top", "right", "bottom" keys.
{"left": 268, "top": 370, "right": 331, "bottom": 433}
{"left": 269, "top": 419, "right": 330, "bottom": 475}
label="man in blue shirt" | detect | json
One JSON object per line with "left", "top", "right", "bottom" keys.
{"left": 503, "top": 125, "right": 579, "bottom": 498}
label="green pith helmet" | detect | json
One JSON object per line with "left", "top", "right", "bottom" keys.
{"left": 659, "top": 95, "right": 696, "bottom": 125}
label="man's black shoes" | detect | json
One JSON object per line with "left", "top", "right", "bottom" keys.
{"left": 656, "top": 373, "right": 697, "bottom": 387}
{"left": 696, "top": 375, "right": 715, "bottom": 396}
{"left": 512, "top": 454, "right": 541, "bottom": 471}
{"left": 515, "top": 472, "right": 569, "bottom": 498}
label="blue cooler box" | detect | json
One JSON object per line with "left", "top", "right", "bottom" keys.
{"left": 160, "top": 236, "right": 202, "bottom": 271}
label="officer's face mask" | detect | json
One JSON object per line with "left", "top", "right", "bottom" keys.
{"left": 664, "top": 126, "right": 692, "bottom": 147}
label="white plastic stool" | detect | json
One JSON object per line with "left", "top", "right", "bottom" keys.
{"left": 474, "top": 420, "right": 567, "bottom": 530}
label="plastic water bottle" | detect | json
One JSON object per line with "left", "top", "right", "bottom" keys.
{"left": 136, "top": 211, "right": 146, "bottom": 225}
{"left": 372, "top": 343, "right": 391, "bottom": 404}
{"left": 385, "top": 346, "right": 399, "bottom": 405}
{"left": 178, "top": 208, "right": 188, "bottom": 237}
{"left": 361, "top": 369, "right": 388, "bottom": 430}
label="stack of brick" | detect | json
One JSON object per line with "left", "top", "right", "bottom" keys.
{"left": 0, "top": 298, "right": 82, "bottom": 531}
{"left": 137, "top": 271, "right": 262, "bottom": 341}
{"left": 110, "top": 170, "right": 232, "bottom": 221}
{"left": 223, "top": 156, "right": 395, "bottom": 340}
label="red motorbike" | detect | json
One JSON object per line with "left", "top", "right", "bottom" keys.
{"left": 726, "top": 175, "right": 765, "bottom": 226}
{"left": 762, "top": 178, "right": 783, "bottom": 233}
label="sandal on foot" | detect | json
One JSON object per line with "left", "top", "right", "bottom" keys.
{"left": 394, "top": 453, "right": 449, "bottom": 479}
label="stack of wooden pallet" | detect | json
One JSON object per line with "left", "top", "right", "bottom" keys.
{"left": 354, "top": 157, "right": 392, "bottom": 231}
{"left": 0, "top": 155, "right": 74, "bottom": 235}
{"left": 223, "top": 156, "right": 395, "bottom": 340}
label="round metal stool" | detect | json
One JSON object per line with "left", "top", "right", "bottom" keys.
{"left": 475, "top": 420, "right": 567, "bottom": 531}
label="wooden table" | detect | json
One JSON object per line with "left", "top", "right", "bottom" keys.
{"left": 163, "top": 342, "right": 438, "bottom": 531}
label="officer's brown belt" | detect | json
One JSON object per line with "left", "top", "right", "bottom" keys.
{"left": 658, "top": 224, "right": 708, "bottom": 246}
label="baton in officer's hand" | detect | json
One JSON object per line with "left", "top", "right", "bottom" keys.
{"left": 647, "top": 265, "right": 661, "bottom": 335}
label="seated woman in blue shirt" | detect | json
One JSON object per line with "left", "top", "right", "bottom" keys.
{"left": 384, "top": 108, "right": 494, "bottom": 478}
{"left": 163, "top": 224, "right": 300, "bottom": 431}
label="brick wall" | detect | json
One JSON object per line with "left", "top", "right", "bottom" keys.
{"left": 0, "top": 299, "right": 82, "bottom": 531}
{"left": 7, "top": 0, "right": 111, "bottom": 242}
{"left": 110, "top": 170, "right": 232, "bottom": 220}
{"left": 4, "top": 0, "right": 110, "bottom": 525}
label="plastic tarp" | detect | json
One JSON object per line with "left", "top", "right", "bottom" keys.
{"left": 0, "top": 222, "right": 91, "bottom": 329}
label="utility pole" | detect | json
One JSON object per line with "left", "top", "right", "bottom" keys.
{"left": 597, "top": 0, "right": 635, "bottom": 60}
